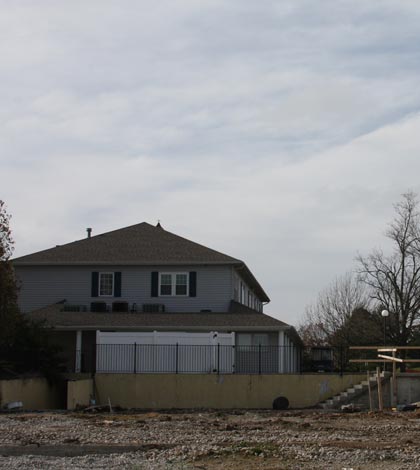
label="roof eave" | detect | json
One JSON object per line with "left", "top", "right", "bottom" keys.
{"left": 46, "top": 325, "right": 291, "bottom": 332}
{"left": 13, "top": 260, "right": 242, "bottom": 267}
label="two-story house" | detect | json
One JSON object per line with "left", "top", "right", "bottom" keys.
{"left": 13, "top": 222, "right": 301, "bottom": 374}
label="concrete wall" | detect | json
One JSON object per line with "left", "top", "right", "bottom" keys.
{"left": 86, "top": 373, "right": 366, "bottom": 409}
{"left": 67, "top": 379, "right": 94, "bottom": 410}
{"left": 6, "top": 373, "right": 420, "bottom": 411}
{"left": 394, "top": 374, "right": 420, "bottom": 405}
{"left": 0, "top": 378, "right": 62, "bottom": 410}
{"left": 329, "top": 374, "right": 420, "bottom": 410}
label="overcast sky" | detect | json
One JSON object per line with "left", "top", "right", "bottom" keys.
{"left": 2, "top": 1, "right": 420, "bottom": 325}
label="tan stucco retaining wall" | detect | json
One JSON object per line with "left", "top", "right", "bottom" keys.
{"left": 67, "top": 379, "right": 94, "bottom": 410}
{"left": 85, "top": 373, "right": 366, "bottom": 409}
{"left": 0, "top": 378, "right": 61, "bottom": 410}
{"left": 1, "top": 374, "right": 367, "bottom": 410}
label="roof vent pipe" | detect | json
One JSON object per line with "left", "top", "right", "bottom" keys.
{"left": 86, "top": 228, "right": 92, "bottom": 238}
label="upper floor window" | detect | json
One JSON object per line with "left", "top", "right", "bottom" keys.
{"left": 99, "top": 272, "right": 114, "bottom": 296}
{"left": 159, "top": 272, "right": 189, "bottom": 296}
{"left": 91, "top": 271, "right": 121, "bottom": 298}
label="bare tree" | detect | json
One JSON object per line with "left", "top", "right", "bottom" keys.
{"left": 356, "top": 192, "right": 420, "bottom": 346}
{"left": 299, "top": 272, "right": 372, "bottom": 347}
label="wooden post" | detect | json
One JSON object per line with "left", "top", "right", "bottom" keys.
{"left": 367, "top": 371, "right": 373, "bottom": 412}
{"left": 376, "top": 367, "right": 383, "bottom": 411}
{"left": 392, "top": 350, "right": 398, "bottom": 406}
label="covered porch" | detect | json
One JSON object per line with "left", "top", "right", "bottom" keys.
{"left": 30, "top": 303, "right": 303, "bottom": 374}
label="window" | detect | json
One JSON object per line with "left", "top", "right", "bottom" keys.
{"left": 253, "top": 334, "right": 269, "bottom": 346}
{"left": 159, "top": 273, "right": 189, "bottom": 296}
{"left": 237, "top": 333, "right": 269, "bottom": 346}
{"left": 236, "top": 333, "right": 252, "bottom": 346}
{"left": 176, "top": 273, "right": 188, "bottom": 295}
{"left": 99, "top": 272, "right": 114, "bottom": 296}
{"left": 160, "top": 274, "right": 172, "bottom": 295}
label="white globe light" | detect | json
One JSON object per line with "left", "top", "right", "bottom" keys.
{"left": 381, "top": 309, "right": 389, "bottom": 317}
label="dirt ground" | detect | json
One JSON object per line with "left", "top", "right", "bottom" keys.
{"left": 0, "top": 409, "right": 420, "bottom": 469}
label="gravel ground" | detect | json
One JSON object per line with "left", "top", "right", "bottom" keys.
{"left": 0, "top": 409, "right": 419, "bottom": 469}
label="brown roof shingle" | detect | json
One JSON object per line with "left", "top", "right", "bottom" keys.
{"left": 28, "top": 303, "right": 289, "bottom": 332}
{"left": 13, "top": 222, "right": 241, "bottom": 266}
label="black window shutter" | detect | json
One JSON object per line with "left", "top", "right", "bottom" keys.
{"left": 151, "top": 271, "right": 159, "bottom": 297}
{"left": 189, "top": 271, "right": 197, "bottom": 297}
{"left": 91, "top": 272, "right": 99, "bottom": 297}
{"left": 114, "top": 272, "right": 122, "bottom": 297}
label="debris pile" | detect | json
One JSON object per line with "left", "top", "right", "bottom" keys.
{"left": 0, "top": 410, "right": 419, "bottom": 469}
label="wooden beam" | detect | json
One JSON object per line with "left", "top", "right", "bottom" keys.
{"left": 378, "top": 348, "right": 398, "bottom": 353}
{"left": 350, "top": 358, "right": 420, "bottom": 363}
{"left": 378, "top": 354, "right": 403, "bottom": 363}
{"left": 349, "top": 346, "right": 420, "bottom": 350}
{"left": 392, "top": 350, "right": 398, "bottom": 406}
{"left": 377, "top": 367, "right": 383, "bottom": 412}
{"left": 349, "top": 359, "right": 392, "bottom": 363}
{"left": 367, "top": 371, "right": 373, "bottom": 412}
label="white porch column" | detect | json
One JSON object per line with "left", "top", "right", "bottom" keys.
{"left": 95, "top": 330, "right": 100, "bottom": 373}
{"left": 290, "top": 343, "right": 294, "bottom": 372}
{"left": 291, "top": 343, "right": 296, "bottom": 373}
{"left": 278, "top": 331, "right": 285, "bottom": 373}
{"left": 290, "top": 339, "right": 294, "bottom": 372}
{"left": 286, "top": 336, "right": 292, "bottom": 373}
{"left": 288, "top": 337, "right": 292, "bottom": 373}
{"left": 75, "top": 330, "right": 82, "bottom": 373}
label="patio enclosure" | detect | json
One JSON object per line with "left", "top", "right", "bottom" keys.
{"left": 92, "top": 331, "right": 301, "bottom": 374}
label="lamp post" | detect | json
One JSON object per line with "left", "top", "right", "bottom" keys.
{"left": 381, "top": 309, "right": 389, "bottom": 372}
{"left": 381, "top": 309, "right": 389, "bottom": 345}
{"left": 381, "top": 310, "right": 389, "bottom": 371}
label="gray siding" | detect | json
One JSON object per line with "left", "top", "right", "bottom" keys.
{"left": 232, "top": 271, "right": 263, "bottom": 312}
{"left": 15, "top": 265, "right": 233, "bottom": 313}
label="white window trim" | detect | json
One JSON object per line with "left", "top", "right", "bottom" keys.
{"left": 159, "top": 272, "right": 189, "bottom": 297}
{"left": 99, "top": 272, "right": 114, "bottom": 297}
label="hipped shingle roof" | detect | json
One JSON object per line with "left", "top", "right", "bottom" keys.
{"left": 13, "top": 222, "right": 270, "bottom": 302}
{"left": 13, "top": 222, "right": 240, "bottom": 265}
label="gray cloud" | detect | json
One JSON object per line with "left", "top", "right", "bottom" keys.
{"left": 2, "top": 1, "right": 420, "bottom": 325}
